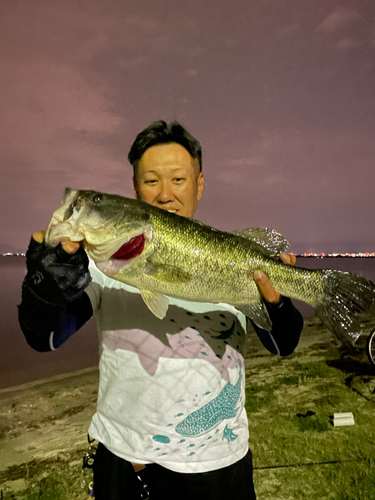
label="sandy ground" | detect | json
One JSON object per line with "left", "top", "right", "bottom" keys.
{"left": 0, "top": 367, "right": 99, "bottom": 472}
{"left": 1, "top": 312, "right": 374, "bottom": 494}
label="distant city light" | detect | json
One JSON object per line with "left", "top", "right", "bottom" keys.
{"left": 1, "top": 252, "right": 375, "bottom": 258}
{"left": 296, "top": 252, "right": 375, "bottom": 258}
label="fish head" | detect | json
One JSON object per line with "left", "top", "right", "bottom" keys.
{"left": 45, "top": 188, "right": 153, "bottom": 266}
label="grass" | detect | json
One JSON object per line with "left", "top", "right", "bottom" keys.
{"left": 1, "top": 317, "right": 375, "bottom": 499}
{"left": 0, "top": 454, "right": 88, "bottom": 500}
{"left": 246, "top": 334, "right": 375, "bottom": 499}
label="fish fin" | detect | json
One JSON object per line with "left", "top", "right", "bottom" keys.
{"left": 314, "top": 270, "right": 375, "bottom": 346}
{"left": 140, "top": 290, "right": 170, "bottom": 319}
{"left": 235, "top": 302, "right": 272, "bottom": 331}
{"left": 145, "top": 260, "right": 191, "bottom": 284}
{"left": 231, "top": 227, "right": 290, "bottom": 255}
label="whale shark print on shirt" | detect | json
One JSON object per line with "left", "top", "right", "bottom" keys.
{"left": 175, "top": 361, "right": 243, "bottom": 437}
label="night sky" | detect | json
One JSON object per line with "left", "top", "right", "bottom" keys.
{"left": 1, "top": 0, "right": 375, "bottom": 254}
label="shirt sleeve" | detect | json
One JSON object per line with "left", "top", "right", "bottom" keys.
{"left": 51, "top": 292, "right": 94, "bottom": 349}
{"left": 250, "top": 297, "right": 303, "bottom": 356}
{"left": 22, "top": 292, "right": 93, "bottom": 352}
{"left": 51, "top": 261, "right": 105, "bottom": 350}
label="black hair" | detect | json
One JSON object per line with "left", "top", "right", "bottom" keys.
{"left": 128, "top": 120, "right": 202, "bottom": 173}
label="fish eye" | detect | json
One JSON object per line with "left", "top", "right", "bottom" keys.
{"left": 93, "top": 193, "right": 103, "bottom": 203}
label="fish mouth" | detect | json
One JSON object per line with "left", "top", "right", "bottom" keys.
{"left": 83, "top": 222, "right": 152, "bottom": 263}
{"left": 94, "top": 227, "right": 152, "bottom": 275}
{"left": 111, "top": 233, "right": 145, "bottom": 260}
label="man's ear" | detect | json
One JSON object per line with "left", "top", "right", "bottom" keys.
{"left": 197, "top": 172, "right": 204, "bottom": 200}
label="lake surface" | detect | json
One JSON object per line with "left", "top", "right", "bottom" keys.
{"left": 0, "top": 256, "right": 98, "bottom": 389}
{"left": 1, "top": 255, "right": 375, "bottom": 389}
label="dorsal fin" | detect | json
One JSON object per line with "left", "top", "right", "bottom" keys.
{"left": 231, "top": 227, "right": 290, "bottom": 255}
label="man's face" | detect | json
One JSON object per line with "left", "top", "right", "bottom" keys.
{"left": 133, "top": 142, "right": 204, "bottom": 218}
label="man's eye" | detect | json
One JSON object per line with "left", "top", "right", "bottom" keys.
{"left": 145, "top": 180, "right": 157, "bottom": 184}
{"left": 174, "top": 178, "right": 185, "bottom": 183}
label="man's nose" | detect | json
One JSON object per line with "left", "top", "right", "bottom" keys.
{"left": 157, "top": 182, "right": 174, "bottom": 203}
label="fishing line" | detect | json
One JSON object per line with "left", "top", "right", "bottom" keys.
{"left": 254, "top": 458, "right": 357, "bottom": 470}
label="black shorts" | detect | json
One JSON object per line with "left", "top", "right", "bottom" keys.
{"left": 93, "top": 443, "right": 256, "bottom": 500}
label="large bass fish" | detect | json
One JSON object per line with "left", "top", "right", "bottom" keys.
{"left": 45, "top": 188, "right": 375, "bottom": 344}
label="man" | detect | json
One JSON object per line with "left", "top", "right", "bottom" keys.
{"left": 18, "top": 121, "right": 303, "bottom": 500}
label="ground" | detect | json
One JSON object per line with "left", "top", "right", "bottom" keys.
{"left": 1, "top": 311, "right": 375, "bottom": 499}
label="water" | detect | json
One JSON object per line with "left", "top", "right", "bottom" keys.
{"left": 1, "top": 255, "right": 375, "bottom": 390}
{"left": 0, "top": 255, "right": 98, "bottom": 390}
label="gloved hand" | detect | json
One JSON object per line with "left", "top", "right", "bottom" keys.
{"left": 18, "top": 232, "right": 91, "bottom": 337}
{"left": 25, "top": 232, "right": 91, "bottom": 305}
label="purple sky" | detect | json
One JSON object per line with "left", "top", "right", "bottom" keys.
{"left": 1, "top": 0, "right": 375, "bottom": 253}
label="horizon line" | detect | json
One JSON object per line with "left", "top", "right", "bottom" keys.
{"left": 1, "top": 252, "right": 375, "bottom": 258}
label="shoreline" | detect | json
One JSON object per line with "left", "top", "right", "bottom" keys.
{"left": 0, "top": 366, "right": 98, "bottom": 399}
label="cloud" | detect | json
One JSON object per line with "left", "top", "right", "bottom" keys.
{"left": 0, "top": 54, "right": 127, "bottom": 251}
{"left": 317, "top": 9, "right": 361, "bottom": 32}
{"left": 216, "top": 156, "right": 278, "bottom": 186}
{"left": 213, "top": 156, "right": 266, "bottom": 185}
{"left": 119, "top": 55, "right": 151, "bottom": 69}
{"left": 223, "top": 156, "right": 266, "bottom": 168}
{"left": 215, "top": 170, "right": 247, "bottom": 186}
{"left": 274, "top": 24, "right": 300, "bottom": 39}
{"left": 0, "top": 2, "right": 140, "bottom": 184}
{"left": 0, "top": 59, "right": 123, "bottom": 174}
{"left": 263, "top": 174, "right": 283, "bottom": 186}
{"left": 0, "top": 2, "right": 171, "bottom": 63}
{"left": 336, "top": 39, "right": 362, "bottom": 50}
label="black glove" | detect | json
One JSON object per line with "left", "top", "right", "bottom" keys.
{"left": 18, "top": 236, "right": 91, "bottom": 337}
{"left": 24, "top": 237, "right": 91, "bottom": 304}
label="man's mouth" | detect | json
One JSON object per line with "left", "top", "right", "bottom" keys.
{"left": 111, "top": 234, "right": 145, "bottom": 260}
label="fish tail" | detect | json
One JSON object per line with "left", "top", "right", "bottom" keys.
{"left": 314, "top": 270, "right": 375, "bottom": 345}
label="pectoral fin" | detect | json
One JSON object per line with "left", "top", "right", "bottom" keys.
{"left": 235, "top": 302, "right": 272, "bottom": 331}
{"left": 231, "top": 227, "right": 290, "bottom": 255}
{"left": 141, "top": 290, "right": 170, "bottom": 319}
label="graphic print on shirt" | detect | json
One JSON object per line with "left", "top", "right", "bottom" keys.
{"left": 175, "top": 360, "right": 243, "bottom": 437}
{"left": 102, "top": 295, "right": 246, "bottom": 381}
{"left": 222, "top": 424, "right": 238, "bottom": 442}
{"left": 89, "top": 271, "right": 250, "bottom": 467}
